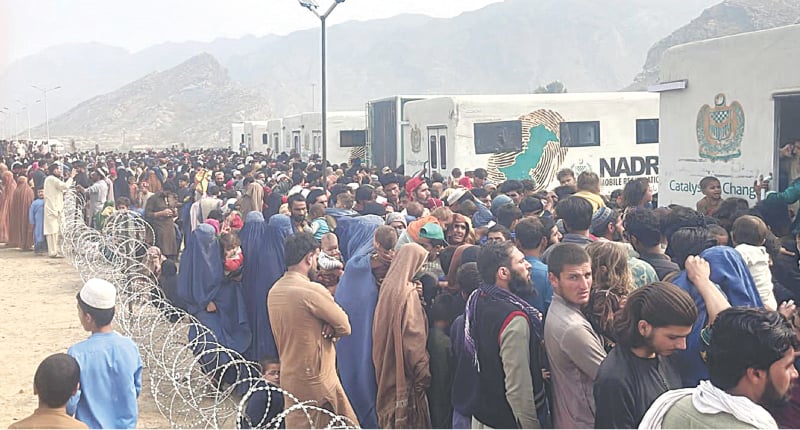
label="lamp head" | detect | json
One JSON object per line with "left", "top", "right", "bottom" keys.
{"left": 299, "top": 0, "right": 319, "bottom": 8}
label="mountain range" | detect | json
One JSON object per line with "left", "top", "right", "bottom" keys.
{"left": 3, "top": 0, "right": 797, "bottom": 149}
{"left": 26, "top": 54, "right": 271, "bottom": 149}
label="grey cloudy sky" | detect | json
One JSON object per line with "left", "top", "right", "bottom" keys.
{"left": 2, "top": 0, "right": 504, "bottom": 62}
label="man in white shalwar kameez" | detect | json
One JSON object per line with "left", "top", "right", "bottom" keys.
{"left": 43, "top": 164, "right": 76, "bottom": 257}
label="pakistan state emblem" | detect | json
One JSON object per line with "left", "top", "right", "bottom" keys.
{"left": 697, "top": 93, "right": 745, "bottom": 161}
{"left": 410, "top": 125, "right": 422, "bottom": 153}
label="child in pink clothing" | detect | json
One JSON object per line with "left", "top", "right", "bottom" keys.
{"left": 220, "top": 232, "right": 244, "bottom": 280}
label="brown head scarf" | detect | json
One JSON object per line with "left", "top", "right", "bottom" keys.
{"left": 372, "top": 243, "right": 432, "bottom": 428}
{"left": 0, "top": 170, "right": 18, "bottom": 243}
{"left": 8, "top": 176, "right": 34, "bottom": 249}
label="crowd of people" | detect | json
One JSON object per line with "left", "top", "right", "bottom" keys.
{"left": 3, "top": 142, "right": 800, "bottom": 429}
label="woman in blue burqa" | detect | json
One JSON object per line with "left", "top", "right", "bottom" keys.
{"left": 239, "top": 211, "right": 287, "bottom": 361}
{"left": 177, "top": 223, "right": 252, "bottom": 386}
{"left": 334, "top": 215, "right": 390, "bottom": 428}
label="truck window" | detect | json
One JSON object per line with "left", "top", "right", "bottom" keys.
{"left": 262, "top": 133, "right": 269, "bottom": 146}
{"left": 473, "top": 120, "right": 523, "bottom": 154}
{"left": 560, "top": 121, "right": 600, "bottom": 147}
{"left": 636, "top": 119, "right": 659, "bottom": 144}
{"left": 430, "top": 135, "right": 438, "bottom": 169}
{"left": 340, "top": 130, "right": 367, "bottom": 147}
{"left": 440, "top": 135, "right": 447, "bottom": 170}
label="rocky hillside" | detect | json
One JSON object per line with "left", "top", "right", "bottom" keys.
{"left": 29, "top": 54, "right": 270, "bottom": 150}
{"left": 627, "top": 0, "right": 800, "bottom": 90}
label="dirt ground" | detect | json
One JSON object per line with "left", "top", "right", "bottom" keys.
{"left": 0, "top": 248, "right": 170, "bottom": 428}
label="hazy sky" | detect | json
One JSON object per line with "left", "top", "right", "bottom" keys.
{"left": 2, "top": 0, "right": 504, "bottom": 62}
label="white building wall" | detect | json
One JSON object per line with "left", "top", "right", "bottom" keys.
{"left": 658, "top": 24, "right": 800, "bottom": 207}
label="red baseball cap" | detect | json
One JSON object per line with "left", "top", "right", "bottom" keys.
{"left": 405, "top": 176, "right": 425, "bottom": 195}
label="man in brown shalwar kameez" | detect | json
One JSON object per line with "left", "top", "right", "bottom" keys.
{"left": 372, "top": 242, "right": 433, "bottom": 428}
{"left": 237, "top": 176, "right": 264, "bottom": 216}
{"left": 144, "top": 190, "right": 179, "bottom": 259}
{"left": 268, "top": 232, "right": 358, "bottom": 429}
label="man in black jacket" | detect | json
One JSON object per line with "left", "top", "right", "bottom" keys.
{"left": 466, "top": 241, "right": 549, "bottom": 428}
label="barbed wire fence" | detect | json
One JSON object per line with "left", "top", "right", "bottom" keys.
{"left": 60, "top": 190, "right": 357, "bottom": 429}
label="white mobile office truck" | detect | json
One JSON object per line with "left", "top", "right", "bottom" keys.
{"left": 280, "top": 111, "right": 366, "bottom": 164}
{"left": 655, "top": 24, "right": 800, "bottom": 207}
{"left": 402, "top": 93, "right": 660, "bottom": 194}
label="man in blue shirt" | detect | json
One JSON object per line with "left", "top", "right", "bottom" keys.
{"left": 67, "top": 278, "right": 142, "bottom": 429}
{"left": 514, "top": 217, "right": 554, "bottom": 317}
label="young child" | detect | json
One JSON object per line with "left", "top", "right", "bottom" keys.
{"left": 309, "top": 203, "right": 331, "bottom": 241}
{"left": 29, "top": 188, "right": 46, "bottom": 255}
{"left": 220, "top": 232, "right": 244, "bottom": 280}
{"left": 239, "top": 357, "right": 285, "bottom": 429}
{"left": 317, "top": 232, "right": 344, "bottom": 295}
{"left": 67, "top": 278, "right": 143, "bottom": 429}
{"left": 8, "top": 353, "right": 88, "bottom": 429}
{"left": 696, "top": 176, "right": 722, "bottom": 216}
{"left": 731, "top": 215, "right": 777, "bottom": 310}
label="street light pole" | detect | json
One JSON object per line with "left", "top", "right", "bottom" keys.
{"left": 31, "top": 85, "right": 61, "bottom": 143}
{"left": 298, "top": 0, "right": 345, "bottom": 192}
{"left": 16, "top": 99, "right": 32, "bottom": 141}
{"left": 0, "top": 111, "right": 6, "bottom": 140}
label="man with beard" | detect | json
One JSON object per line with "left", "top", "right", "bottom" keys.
{"left": 72, "top": 161, "right": 92, "bottom": 189}
{"left": 590, "top": 206, "right": 624, "bottom": 242}
{"left": 591, "top": 206, "right": 658, "bottom": 288}
{"left": 515, "top": 217, "right": 554, "bottom": 317}
{"left": 213, "top": 171, "right": 226, "bottom": 190}
{"left": 641, "top": 306, "right": 798, "bottom": 429}
{"left": 268, "top": 233, "right": 358, "bottom": 428}
{"left": 544, "top": 243, "right": 605, "bottom": 428}
{"left": 593, "top": 281, "right": 698, "bottom": 428}
{"left": 405, "top": 176, "right": 440, "bottom": 213}
{"left": 541, "top": 217, "right": 562, "bottom": 247}
{"left": 379, "top": 173, "right": 402, "bottom": 211}
{"left": 465, "top": 241, "right": 550, "bottom": 428}
{"left": 288, "top": 193, "right": 311, "bottom": 234}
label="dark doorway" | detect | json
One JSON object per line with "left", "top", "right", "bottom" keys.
{"left": 775, "top": 94, "right": 800, "bottom": 191}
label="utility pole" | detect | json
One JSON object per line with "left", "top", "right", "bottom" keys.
{"left": 16, "top": 99, "right": 32, "bottom": 141}
{"left": 31, "top": 85, "right": 61, "bottom": 143}
{"left": 298, "top": 0, "right": 346, "bottom": 192}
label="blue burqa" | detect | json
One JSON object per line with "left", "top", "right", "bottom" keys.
{"left": 240, "top": 211, "right": 287, "bottom": 361}
{"left": 334, "top": 218, "right": 382, "bottom": 429}
{"left": 178, "top": 224, "right": 252, "bottom": 354}
{"left": 268, "top": 214, "right": 293, "bottom": 237}
{"left": 336, "top": 215, "right": 384, "bottom": 262}
{"left": 669, "top": 246, "right": 763, "bottom": 387}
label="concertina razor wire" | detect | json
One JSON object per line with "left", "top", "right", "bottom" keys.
{"left": 60, "top": 190, "right": 358, "bottom": 429}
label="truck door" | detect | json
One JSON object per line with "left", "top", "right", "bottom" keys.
{"left": 292, "top": 130, "right": 301, "bottom": 154}
{"left": 427, "top": 127, "right": 448, "bottom": 173}
{"left": 312, "top": 130, "right": 322, "bottom": 156}
{"left": 775, "top": 93, "right": 800, "bottom": 191}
